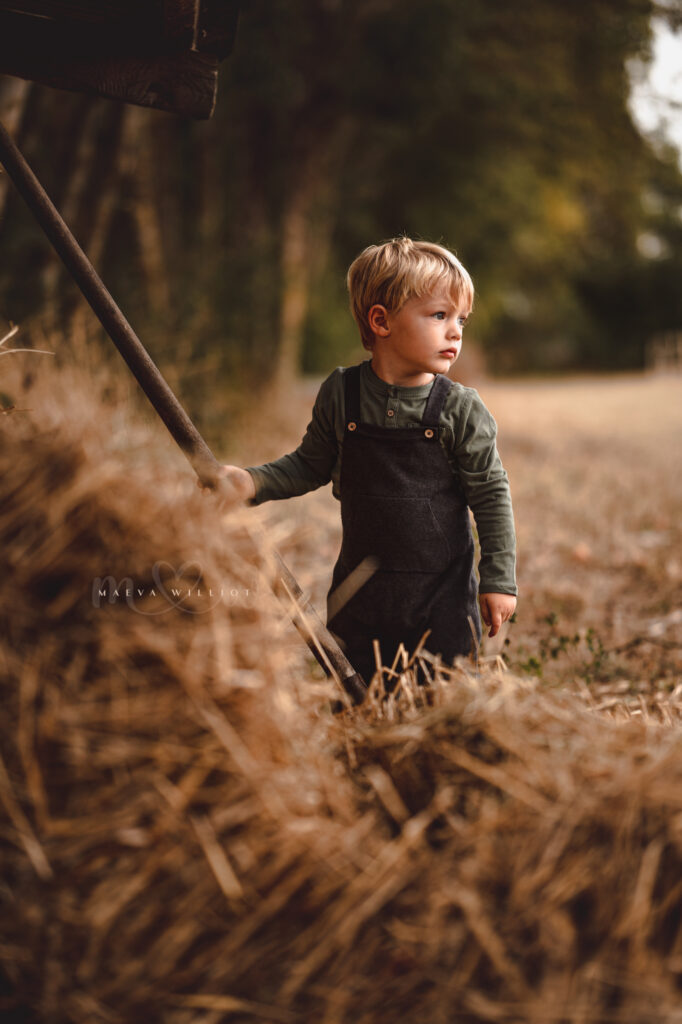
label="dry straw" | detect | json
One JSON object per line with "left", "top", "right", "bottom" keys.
{"left": 1, "top": 356, "right": 682, "bottom": 1023}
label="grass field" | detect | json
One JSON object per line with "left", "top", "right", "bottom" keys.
{"left": 2, "top": 358, "right": 682, "bottom": 1022}
{"left": 244, "top": 371, "right": 682, "bottom": 709}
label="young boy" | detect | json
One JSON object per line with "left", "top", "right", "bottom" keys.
{"left": 222, "top": 237, "right": 517, "bottom": 688}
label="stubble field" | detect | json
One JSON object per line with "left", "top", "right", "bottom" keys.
{"left": 2, "top": 357, "right": 682, "bottom": 1023}
{"left": 244, "top": 371, "right": 682, "bottom": 711}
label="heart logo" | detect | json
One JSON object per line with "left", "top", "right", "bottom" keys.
{"left": 152, "top": 560, "right": 205, "bottom": 608}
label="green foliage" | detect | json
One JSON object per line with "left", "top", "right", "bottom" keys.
{"left": 326, "top": 0, "right": 682, "bottom": 373}
{"left": 512, "top": 612, "right": 612, "bottom": 683}
{"left": 1, "top": 0, "right": 682, "bottom": 394}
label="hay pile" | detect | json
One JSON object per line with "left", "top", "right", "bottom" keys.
{"left": 2, "top": 361, "right": 682, "bottom": 1023}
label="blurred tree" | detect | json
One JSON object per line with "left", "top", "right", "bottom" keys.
{"left": 0, "top": 76, "right": 30, "bottom": 222}
{"left": 324, "top": 0, "right": 682, "bottom": 373}
{"left": 1, "top": 0, "right": 682, "bottom": 424}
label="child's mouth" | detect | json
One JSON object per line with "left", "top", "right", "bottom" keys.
{"left": 440, "top": 349, "right": 456, "bottom": 359}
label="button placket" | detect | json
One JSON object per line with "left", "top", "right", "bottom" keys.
{"left": 386, "top": 390, "right": 399, "bottom": 424}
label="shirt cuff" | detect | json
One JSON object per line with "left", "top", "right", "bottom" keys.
{"left": 478, "top": 581, "right": 518, "bottom": 597}
{"left": 244, "top": 466, "right": 266, "bottom": 506}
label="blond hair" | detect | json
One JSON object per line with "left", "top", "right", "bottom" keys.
{"left": 347, "top": 237, "right": 474, "bottom": 350}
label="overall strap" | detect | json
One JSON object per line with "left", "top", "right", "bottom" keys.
{"left": 344, "top": 363, "right": 363, "bottom": 424}
{"left": 421, "top": 374, "right": 452, "bottom": 427}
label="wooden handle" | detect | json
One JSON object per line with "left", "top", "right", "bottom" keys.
{"left": 0, "top": 117, "right": 366, "bottom": 702}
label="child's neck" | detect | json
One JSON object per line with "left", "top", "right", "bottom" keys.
{"left": 369, "top": 356, "right": 434, "bottom": 388}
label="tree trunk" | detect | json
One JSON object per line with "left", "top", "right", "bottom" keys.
{"left": 0, "top": 75, "right": 31, "bottom": 224}
{"left": 121, "top": 104, "right": 171, "bottom": 317}
{"left": 41, "top": 98, "right": 125, "bottom": 333}
{"left": 276, "top": 183, "right": 312, "bottom": 389}
{"left": 273, "top": 122, "right": 350, "bottom": 389}
{"left": 86, "top": 104, "right": 126, "bottom": 270}
{"left": 42, "top": 98, "right": 102, "bottom": 317}
{"left": 64, "top": 102, "right": 126, "bottom": 343}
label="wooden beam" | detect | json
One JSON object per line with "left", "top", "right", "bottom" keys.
{"left": 0, "top": 8, "right": 170, "bottom": 56}
{"left": 0, "top": 1, "right": 148, "bottom": 27}
{"left": 163, "top": 0, "right": 199, "bottom": 49}
{"left": 0, "top": 117, "right": 368, "bottom": 703}
{"left": 195, "top": 0, "right": 240, "bottom": 58}
{"left": 0, "top": 50, "right": 219, "bottom": 119}
{"left": 0, "top": 1, "right": 239, "bottom": 52}
{"left": 0, "top": 1, "right": 239, "bottom": 117}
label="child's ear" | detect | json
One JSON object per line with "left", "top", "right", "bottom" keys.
{"left": 368, "top": 304, "right": 390, "bottom": 337}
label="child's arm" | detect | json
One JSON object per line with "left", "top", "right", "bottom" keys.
{"left": 451, "top": 389, "right": 517, "bottom": 635}
{"left": 222, "top": 372, "right": 340, "bottom": 506}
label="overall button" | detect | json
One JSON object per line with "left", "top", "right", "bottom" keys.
{"left": 348, "top": 422, "right": 357, "bottom": 431}
{"left": 386, "top": 409, "right": 395, "bottom": 418}
{"left": 424, "top": 428, "right": 434, "bottom": 438}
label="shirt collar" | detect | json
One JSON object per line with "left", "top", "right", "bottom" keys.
{"left": 361, "top": 359, "right": 436, "bottom": 399}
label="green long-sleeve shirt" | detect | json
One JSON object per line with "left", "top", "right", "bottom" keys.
{"left": 247, "top": 360, "right": 517, "bottom": 595}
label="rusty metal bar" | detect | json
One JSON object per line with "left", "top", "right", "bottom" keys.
{"left": 0, "top": 117, "right": 366, "bottom": 704}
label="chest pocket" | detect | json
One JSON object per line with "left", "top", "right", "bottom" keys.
{"left": 341, "top": 495, "right": 451, "bottom": 573}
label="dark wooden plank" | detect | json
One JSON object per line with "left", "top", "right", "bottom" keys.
{"left": 0, "top": 1, "right": 237, "bottom": 116}
{"left": 195, "top": 0, "right": 240, "bottom": 58}
{"left": 0, "top": 2, "right": 237, "bottom": 56}
{"left": 0, "top": 50, "right": 218, "bottom": 118}
{"left": 162, "top": 0, "right": 198, "bottom": 48}
{"left": 0, "top": 9, "right": 165, "bottom": 55}
{"left": 0, "top": 0, "right": 208, "bottom": 45}
{"left": 0, "top": 1, "right": 146, "bottom": 23}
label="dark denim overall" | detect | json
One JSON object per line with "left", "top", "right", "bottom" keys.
{"left": 327, "top": 364, "right": 481, "bottom": 687}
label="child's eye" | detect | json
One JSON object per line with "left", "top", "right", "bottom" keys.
{"left": 458, "top": 317, "right": 468, "bottom": 327}
{"left": 433, "top": 312, "right": 446, "bottom": 320}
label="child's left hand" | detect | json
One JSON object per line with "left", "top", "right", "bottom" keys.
{"left": 479, "top": 592, "right": 516, "bottom": 638}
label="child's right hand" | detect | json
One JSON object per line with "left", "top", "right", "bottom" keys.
{"left": 198, "top": 465, "right": 256, "bottom": 504}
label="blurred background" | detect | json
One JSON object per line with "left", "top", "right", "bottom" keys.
{"left": 1, "top": 0, "right": 681, "bottom": 442}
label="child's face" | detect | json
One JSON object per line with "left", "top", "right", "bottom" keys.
{"left": 370, "top": 288, "right": 471, "bottom": 387}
